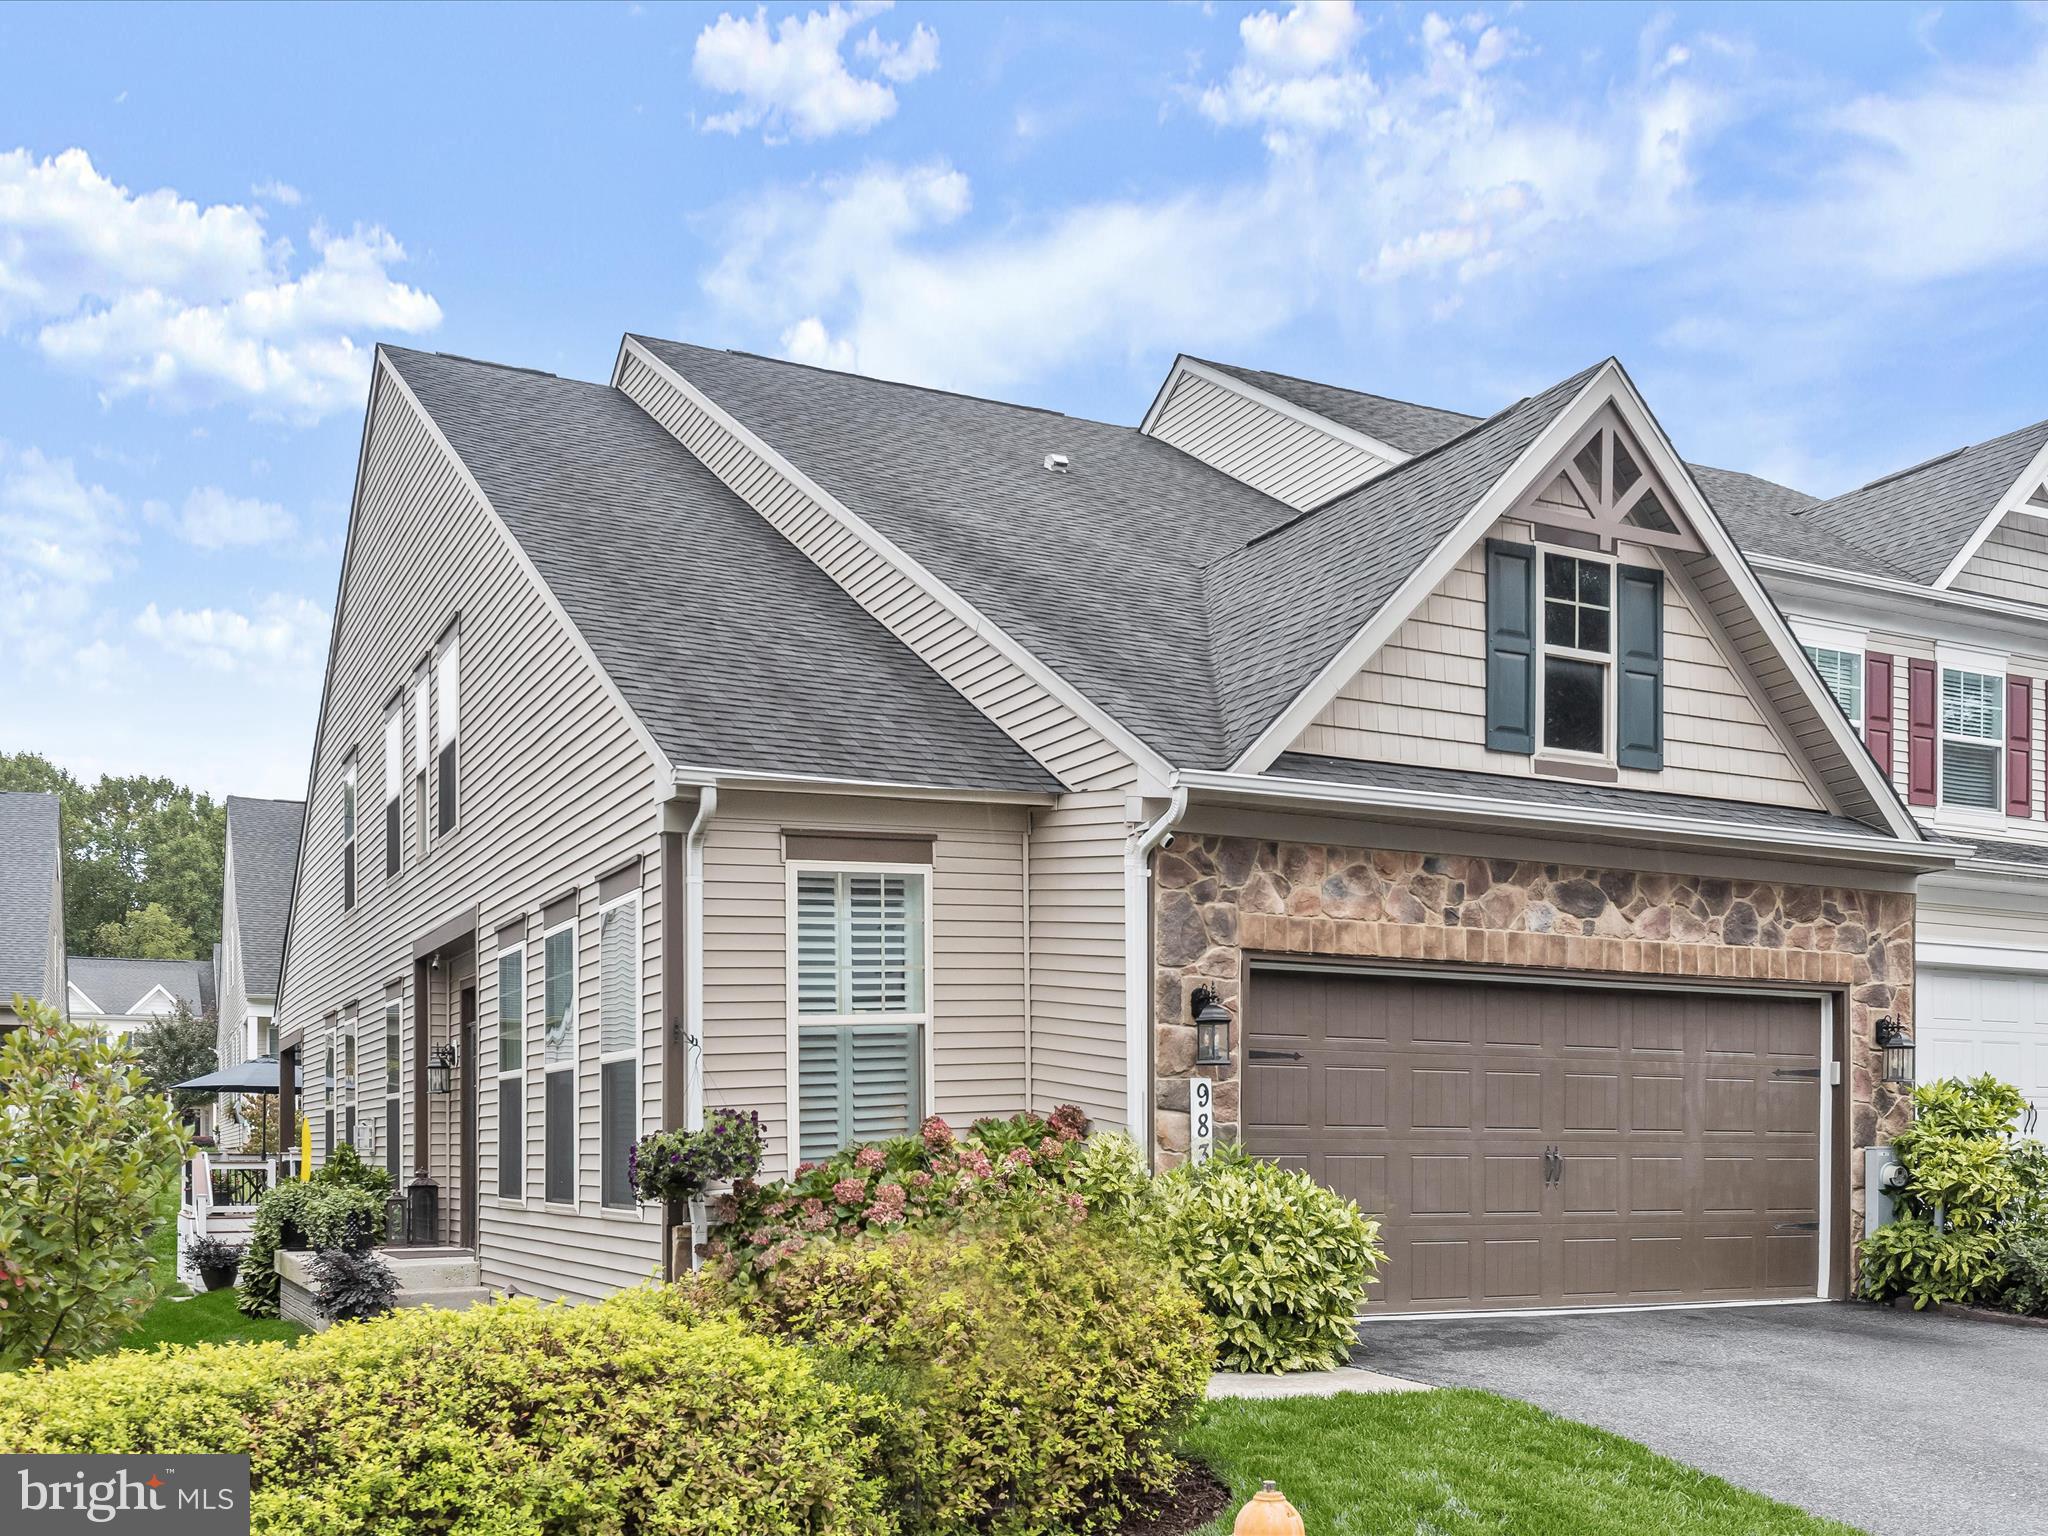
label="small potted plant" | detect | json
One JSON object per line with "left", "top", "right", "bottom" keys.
{"left": 186, "top": 1234, "right": 247, "bottom": 1292}
{"left": 189, "top": 1132, "right": 218, "bottom": 1150}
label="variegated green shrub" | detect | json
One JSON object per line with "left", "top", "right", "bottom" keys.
{"left": 1147, "top": 1142, "right": 1383, "bottom": 1372}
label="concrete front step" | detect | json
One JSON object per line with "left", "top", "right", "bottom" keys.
{"left": 277, "top": 1247, "right": 491, "bottom": 1331}
{"left": 393, "top": 1286, "right": 495, "bottom": 1312}
{"left": 381, "top": 1251, "right": 483, "bottom": 1292}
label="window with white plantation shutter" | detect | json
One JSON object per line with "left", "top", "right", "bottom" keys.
{"left": 791, "top": 868, "right": 926, "bottom": 1160}
{"left": 1803, "top": 644, "right": 1863, "bottom": 731}
{"left": 1941, "top": 668, "right": 2004, "bottom": 811}
{"left": 599, "top": 897, "right": 638, "bottom": 1208}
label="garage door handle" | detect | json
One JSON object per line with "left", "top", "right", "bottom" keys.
{"left": 1775, "top": 1221, "right": 1820, "bottom": 1232}
{"left": 1249, "top": 1049, "right": 1304, "bottom": 1062}
{"left": 1773, "top": 1068, "right": 1821, "bottom": 1080}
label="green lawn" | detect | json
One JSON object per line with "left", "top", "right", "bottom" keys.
{"left": 1185, "top": 1390, "right": 1861, "bottom": 1536}
{"left": 81, "top": 1178, "right": 303, "bottom": 1359}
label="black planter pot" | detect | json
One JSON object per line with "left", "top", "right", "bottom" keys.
{"left": 198, "top": 1265, "right": 237, "bottom": 1293}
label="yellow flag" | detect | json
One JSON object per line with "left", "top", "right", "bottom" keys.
{"left": 299, "top": 1110, "right": 312, "bottom": 1180}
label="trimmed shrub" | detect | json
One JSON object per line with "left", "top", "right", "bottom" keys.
{"left": 716, "top": 1218, "right": 1210, "bottom": 1535}
{"left": 1999, "top": 1227, "right": 2048, "bottom": 1316}
{"left": 0, "top": 1289, "right": 891, "bottom": 1536}
{"left": 310, "top": 1141, "right": 392, "bottom": 1200}
{"left": 1065, "top": 1132, "right": 1153, "bottom": 1224}
{"left": 1147, "top": 1142, "right": 1383, "bottom": 1372}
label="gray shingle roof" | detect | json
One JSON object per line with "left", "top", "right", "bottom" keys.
{"left": 226, "top": 796, "right": 304, "bottom": 1000}
{"left": 0, "top": 792, "right": 61, "bottom": 1008}
{"left": 1196, "top": 358, "right": 1484, "bottom": 456}
{"left": 1204, "top": 364, "right": 1605, "bottom": 757}
{"left": 384, "top": 349, "right": 1058, "bottom": 793}
{"left": 1274, "top": 753, "right": 1889, "bottom": 837}
{"left": 632, "top": 338, "right": 1304, "bottom": 769}
{"left": 67, "top": 955, "right": 211, "bottom": 1018}
{"left": 1791, "top": 419, "right": 2048, "bottom": 585}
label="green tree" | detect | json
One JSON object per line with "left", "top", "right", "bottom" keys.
{"left": 0, "top": 752, "right": 226, "bottom": 960}
{"left": 0, "top": 996, "right": 190, "bottom": 1366}
{"left": 92, "top": 903, "right": 200, "bottom": 960}
{"left": 131, "top": 1000, "right": 219, "bottom": 1112}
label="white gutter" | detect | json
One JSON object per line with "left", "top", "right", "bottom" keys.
{"left": 1125, "top": 785, "right": 1188, "bottom": 1162}
{"left": 1175, "top": 769, "right": 1971, "bottom": 872}
{"left": 682, "top": 785, "right": 718, "bottom": 1135}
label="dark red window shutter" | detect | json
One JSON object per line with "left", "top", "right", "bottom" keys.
{"left": 2009, "top": 677, "right": 2032, "bottom": 818}
{"left": 1907, "top": 659, "right": 1937, "bottom": 806}
{"left": 1865, "top": 653, "right": 1894, "bottom": 781}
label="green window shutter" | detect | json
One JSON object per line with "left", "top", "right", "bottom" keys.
{"left": 1616, "top": 563, "right": 1665, "bottom": 771}
{"left": 1484, "top": 540, "right": 1538, "bottom": 753}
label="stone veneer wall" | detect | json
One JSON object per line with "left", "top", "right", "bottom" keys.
{"left": 1152, "top": 835, "right": 1914, "bottom": 1230}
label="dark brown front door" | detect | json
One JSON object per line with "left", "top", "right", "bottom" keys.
{"left": 1244, "top": 969, "right": 1824, "bottom": 1313}
{"left": 460, "top": 985, "right": 478, "bottom": 1250}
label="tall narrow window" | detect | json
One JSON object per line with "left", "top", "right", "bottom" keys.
{"left": 341, "top": 1016, "right": 357, "bottom": 1147}
{"left": 436, "top": 631, "right": 459, "bottom": 836}
{"left": 323, "top": 1037, "right": 336, "bottom": 1158}
{"left": 1941, "top": 668, "right": 2004, "bottom": 810}
{"left": 383, "top": 999, "right": 402, "bottom": 1181}
{"left": 497, "top": 944, "right": 525, "bottom": 1200}
{"left": 599, "top": 896, "right": 639, "bottom": 1208}
{"left": 1538, "top": 552, "right": 1612, "bottom": 757}
{"left": 542, "top": 921, "right": 576, "bottom": 1204}
{"left": 341, "top": 760, "right": 357, "bottom": 911}
{"left": 412, "top": 666, "right": 430, "bottom": 858}
{"left": 1803, "top": 644, "right": 1864, "bottom": 732}
{"left": 792, "top": 869, "right": 927, "bottom": 1162}
{"left": 383, "top": 704, "right": 404, "bottom": 878}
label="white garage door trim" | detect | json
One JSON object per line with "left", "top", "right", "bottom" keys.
{"left": 1251, "top": 961, "right": 1837, "bottom": 1318}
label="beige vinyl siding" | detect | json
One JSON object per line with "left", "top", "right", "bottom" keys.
{"left": 1026, "top": 791, "right": 1129, "bottom": 1127}
{"left": 616, "top": 345, "right": 1135, "bottom": 793}
{"left": 1953, "top": 516, "right": 2048, "bottom": 607}
{"left": 1291, "top": 531, "right": 1826, "bottom": 809}
{"left": 700, "top": 790, "right": 1030, "bottom": 1173}
{"left": 1919, "top": 874, "right": 2048, "bottom": 955}
{"left": 278, "top": 362, "right": 665, "bottom": 1304}
{"left": 1146, "top": 368, "right": 1393, "bottom": 511}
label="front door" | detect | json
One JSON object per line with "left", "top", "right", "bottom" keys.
{"left": 461, "top": 985, "right": 479, "bottom": 1250}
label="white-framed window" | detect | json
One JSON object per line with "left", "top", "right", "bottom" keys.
{"left": 1804, "top": 646, "right": 1864, "bottom": 732}
{"left": 383, "top": 703, "right": 404, "bottom": 879}
{"left": 1538, "top": 549, "right": 1614, "bottom": 758}
{"left": 496, "top": 942, "right": 525, "bottom": 1201}
{"left": 411, "top": 665, "right": 430, "bottom": 858}
{"left": 788, "top": 865, "right": 929, "bottom": 1164}
{"left": 435, "top": 628, "right": 460, "bottom": 837}
{"left": 341, "top": 1013, "right": 358, "bottom": 1147}
{"left": 323, "top": 1034, "right": 337, "bottom": 1157}
{"left": 542, "top": 918, "right": 576, "bottom": 1205}
{"left": 341, "top": 758, "right": 357, "bottom": 911}
{"left": 598, "top": 893, "right": 640, "bottom": 1209}
{"left": 1940, "top": 664, "right": 2005, "bottom": 812}
{"left": 383, "top": 999, "right": 402, "bottom": 1182}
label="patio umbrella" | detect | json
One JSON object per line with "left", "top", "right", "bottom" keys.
{"left": 172, "top": 1057, "right": 302, "bottom": 1157}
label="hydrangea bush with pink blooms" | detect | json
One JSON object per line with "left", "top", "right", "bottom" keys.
{"left": 711, "top": 1106, "right": 1095, "bottom": 1277}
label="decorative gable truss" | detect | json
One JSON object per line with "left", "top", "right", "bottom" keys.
{"left": 1233, "top": 363, "right": 1925, "bottom": 843}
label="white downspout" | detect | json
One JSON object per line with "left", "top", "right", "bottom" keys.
{"left": 683, "top": 784, "right": 717, "bottom": 1269}
{"left": 1125, "top": 782, "right": 1188, "bottom": 1164}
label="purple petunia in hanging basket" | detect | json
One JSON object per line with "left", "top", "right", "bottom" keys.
{"left": 628, "top": 1108, "right": 766, "bottom": 1206}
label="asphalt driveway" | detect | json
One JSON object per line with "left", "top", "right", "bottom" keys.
{"left": 1355, "top": 1302, "right": 2048, "bottom": 1536}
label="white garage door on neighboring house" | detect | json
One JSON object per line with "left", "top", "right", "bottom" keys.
{"left": 1918, "top": 968, "right": 2048, "bottom": 1127}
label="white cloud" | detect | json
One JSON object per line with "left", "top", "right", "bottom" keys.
{"left": 132, "top": 593, "right": 329, "bottom": 677}
{"left": 693, "top": 2, "right": 940, "bottom": 140}
{"left": 251, "top": 179, "right": 303, "bottom": 207}
{"left": 0, "top": 148, "right": 441, "bottom": 420}
{"left": 169, "top": 485, "right": 296, "bottom": 549}
{"left": 0, "top": 443, "right": 131, "bottom": 665}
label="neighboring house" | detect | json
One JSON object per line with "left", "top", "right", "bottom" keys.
{"left": 66, "top": 954, "right": 213, "bottom": 1043}
{"left": 0, "top": 791, "right": 66, "bottom": 1028}
{"left": 276, "top": 335, "right": 1960, "bottom": 1317}
{"left": 214, "top": 796, "right": 304, "bottom": 1149}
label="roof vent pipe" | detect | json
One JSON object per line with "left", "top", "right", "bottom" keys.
{"left": 1043, "top": 453, "right": 1070, "bottom": 474}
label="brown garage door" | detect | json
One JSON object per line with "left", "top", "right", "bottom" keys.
{"left": 1244, "top": 969, "right": 1824, "bottom": 1313}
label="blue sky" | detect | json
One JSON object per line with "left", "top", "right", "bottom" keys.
{"left": 2, "top": 0, "right": 2045, "bottom": 798}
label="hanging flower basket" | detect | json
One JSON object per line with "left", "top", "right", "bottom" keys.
{"left": 630, "top": 1109, "right": 766, "bottom": 1210}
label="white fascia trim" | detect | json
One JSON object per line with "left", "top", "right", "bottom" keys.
{"left": 379, "top": 356, "right": 676, "bottom": 787}
{"left": 1752, "top": 553, "right": 2048, "bottom": 632}
{"left": 1601, "top": 366, "right": 1925, "bottom": 842}
{"left": 666, "top": 763, "right": 1057, "bottom": 808}
{"left": 615, "top": 337, "right": 1174, "bottom": 794}
{"left": 1143, "top": 355, "right": 1414, "bottom": 469}
{"left": 1229, "top": 365, "right": 1615, "bottom": 774}
{"left": 1789, "top": 618, "right": 1868, "bottom": 655}
{"left": 1919, "top": 941, "right": 2048, "bottom": 973}
{"left": 131, "top": 984, "right": 181, "bottom": 1016}
{"left": 1932, "top": 432, "right": 2048, "bottom": 589}
{"left": 1175, "top": 768, "right": 1971, "bottom": 872}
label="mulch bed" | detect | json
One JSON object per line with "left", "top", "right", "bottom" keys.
{"left": 1117, "top": 1459, "right": 1232, "bottom": 1536}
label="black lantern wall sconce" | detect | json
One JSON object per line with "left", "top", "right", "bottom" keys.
{"left": 1190, "top": 986, "right": 1232, "bottom": 1067}
{"left": 1874, "top": 1018, "right": 1915, "bottom": 1086}
{"left": 426, "top": 1042, "right": 457, "bottom": 1096}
